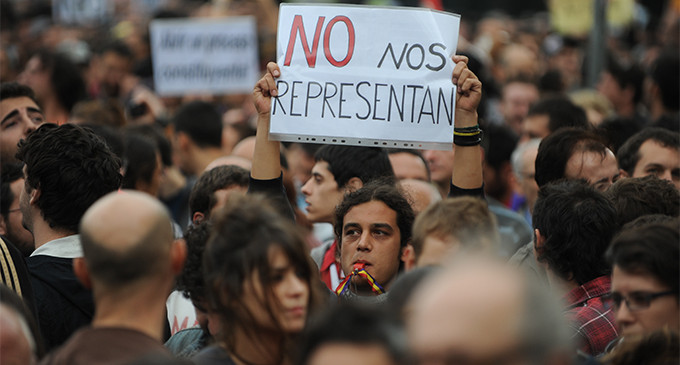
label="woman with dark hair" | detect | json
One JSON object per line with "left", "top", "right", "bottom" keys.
{"left": 192, "top": 194, "right": 323, "bottom": 365}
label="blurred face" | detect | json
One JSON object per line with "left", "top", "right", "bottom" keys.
{"left": 611, "top": 265, "right": 679, "bottom": 337}
{"left": 0, "top": 178, "right": 34, "bottom": 256}
{"left": 340, "top": 201, "right": 403, "bottom": 294}
{"left": 0, "top": 96, "right": 44, "bottom": 164}
{"left": 97, "top": 51, "right": 131, "bottom": 97}
{"left": 520, "top": 114, "right": 550, "bottom": 142}
{"left": 17, "top": 56, "right": 50, "bottom": 101}
{"left": 307, "top": 343, "right": 396, "bottom": 365}
{"left": 301, "top": 161, "right": 344, "bottom": 223}
{"left": 389, "top": 153, "right": 429, "bottom": 182}
{"left": 500, "top": 82, "right": 539, "bottom": 135}
{"left": 423, "top": 149, "right": 454, "bottom": 185}
{"left": 565, "top": 149, "right": 619, "bottom": 192}
{"left": 631, "top": 140, "right": 680, "bottom": 189}
{"left": 241, "top": 246, "right": 309, "bottom": 334}
{"left": 597, "top": 72, "right": 624, "bottom": 108}
{"left": 517, "top": 146, "right": 539, "bottom": 212}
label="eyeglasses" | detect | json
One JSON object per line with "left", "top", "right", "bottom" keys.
{"left": 605, "top": 290, "right": 677, "bottom": 311}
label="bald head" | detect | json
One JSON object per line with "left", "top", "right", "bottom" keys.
{"left": 408, "top": 257, "right": 572, "bottom": 364}
{"left": 80, "top": 190, "right": 175, "bottom": 287}
{"left": 399, "top": 179, "right": 441, "bottom": 215}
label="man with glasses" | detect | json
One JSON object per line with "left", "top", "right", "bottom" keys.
{"left": 605, "top": 220, "right": 679, "bottom": 338}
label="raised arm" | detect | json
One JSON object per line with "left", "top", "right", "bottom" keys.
{"left": 251, "top": 62, "right": 283, "bottom": 180}
{"left": 450, "top": 55, "right": 484, "bottom": 191}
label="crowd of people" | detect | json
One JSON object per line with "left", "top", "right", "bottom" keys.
{"left": 0, "top": 0, "right": 678, "bottom": 364}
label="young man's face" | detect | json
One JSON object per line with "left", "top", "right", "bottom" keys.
{"left": 0, "top": 96, "right": 44, "bottom": 165}
{"left": 340, "top": 200, "right": 403, "bottom": 294}
{"left": 301, "top": 161, "right": 345, "bottom": 224}
{"left": 565, "top": 149, "right": 619, "bottom": 192}
{"left": 611, "top": 265, "right": 679, "bottom": 337}
{"left": 631, "top": 140, "right": 680, "bottom": 189}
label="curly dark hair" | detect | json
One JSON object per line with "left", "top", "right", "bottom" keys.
{"left": 189, "top": 165, "right": 249, "bottom": 218}
{"left": 533, "top": 179, "right": 616, "bottom": 285}
{"left": 176, "top": 221, "right": 212, "bottom": 302}
{"left": 15, "top": 124, "right": 122, "bottom": 233}
{"left": 605, "top": 175, "right": 680, "bottom": 229}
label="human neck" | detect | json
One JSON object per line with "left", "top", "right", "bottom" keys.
{"left": 92, "top": 280, "right": 170, "bottom": 341}
{"left": 546, "top": 270, "right": 578, "bottom": 294}
{"left": 31, "top": 218, "right": 75, "bottom": 249}
{"left": 191, "top": 148, "right": 225, "bottom": 175}
{"left": 433, "top": 179, "right": 450, "bottom": 199}
{"left": 227, "top": 326, "right": 288, "bottom": 365}
{"left": 41, "top": 96, "right": 69, "bottom": 125}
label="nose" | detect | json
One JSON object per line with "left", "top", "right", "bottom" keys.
{"left": 356, "top": 232, "right": 372, "bottom": 252}
{"left": 285, "top": 272, "right": 307, "bottom": 297}
{"left": 660, "top": 169, "right": 673, "bottom": 184}
{"left": 301, "top": 178, "right": 312, "bottom": 196}
{"left": 614, "top": 301, "right": 635, "bottom": 328}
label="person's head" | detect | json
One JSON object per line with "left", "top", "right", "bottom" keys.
{"left": 18, "top": 49, "right": 86, "bottom": 113}
{"left": 387, "top": 149, "right": 430, "bottom": 182}
{"left": 301, "top": 145, "right": 394, "bottom": 224}
{"left": 499, "top": 76, "right": 539, "bottom": 135}
{"left": 409, "top": 197, "right": 499, "bottom": 269}
{"left": 189, "top": 165, "right": 249, "bottom": 224}
{"left": 511, "top": 138, "right": 541, "bottom": 214}
{"left": 0, "top": 285, "right": 41, "bottom": 364}
{"left": 617, "top": 128, "right": 680, "bottom": 189}
{"left": 522, "top": 96, "right": 589, "bottom": 141}
{"left": 422, "top": 148, "right": 454, "bottom": 187}
{"left": 122, "top": 133, "right": 162, "bottom": 197}
{"left": 93, "top": 40, "right": 134, "bottom": 98}
{"left": 606, "top": 221, "right": 680, "bottom": 337}
{"left": 398, "top": 179, "right": 441, "bottom": 215}
{"left": 601, "top": 328, "right": 679, "bottom": 365}
{"left": 533, "top": 180, "right": 617, "bottom": 286}
{"left": 76, "top": 191, "right": 185, "bottom": 295}
{"left": 297, "top": 304, "right": 407, "bottom": 365}
{"left": 535, "top": 128, "right": 619, "bottom": 191}
{"left": 646, "top": 51, "right": 680, "bottom": 113}
{"left": 172, "top": 101, "right": 223, "bottom": 175}
{"left": 0, "top": 82, "right": 43, "bottom": 167}
{"left": 334, "top": 180, "right": 414, "bottom": 294}
{"left": 605, "top": 175, "right": 680, "bottom": 230}
{"left": 597, "top": 57, "right": 645, "bottom": 112}
{"left": 482, "top": 124, "right": 519, "bottom": 201}
{"left": 16, "top": 124, "right": 122, "bottom": 235}
{"left": 0, "top": 163, "right": 33, "bottom": 256}
{"left": 203, "top": 194, "right": 320, "bottom": 361}
{"left": 408, "top": 256, "right": 573, "bottom": 365}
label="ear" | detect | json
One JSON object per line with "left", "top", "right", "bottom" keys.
{"left": 402, "top": 244, "right": 417, "bottom": 272}
{"left": 73, "top": 258, "right": 92, "bottom": 289}
{"left": 177, "top": 132, "right": 191, "bottom": 152}
{"left": 533, "top": 228, "right": 545, "bottom": 260}
{"left": 29, "top": 188, "right": 40, "bottom": 206}
{"left": 170, "top": 239, "right": 187, "bottom": 275}
{"left": 344, "top": 177, "right": 363, "bottom": 193}
{"left": 192, "top": 212, "right": 205, "bottom": 225}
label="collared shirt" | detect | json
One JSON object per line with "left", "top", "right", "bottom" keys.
{"left": 30, "top": 235, "right": 82, "bottom": 258}
{"left": 563, "top": 275, "right": 618, "bottom": 356}
{"left": 320, "top": 239, "right": 345, "bottom": 291}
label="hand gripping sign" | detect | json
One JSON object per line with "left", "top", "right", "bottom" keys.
{"left": 270, "top": 4, "right": 461, "bottom": 150}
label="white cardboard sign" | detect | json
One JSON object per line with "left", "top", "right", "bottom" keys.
{"left": 270, "top": 4, "right": 460, "bottom": 150}
{"left": 150, "top": 17, "right": 259, "bottom": 96}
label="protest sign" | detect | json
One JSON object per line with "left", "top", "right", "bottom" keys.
{"left": 53, "top": 0, "right": 113, "bottom": 26}
{"left": 270, "top": 4, "right": 460, "bottom": 150}
{"left": 150, "top": 17, "right": 259, "bottom": 96}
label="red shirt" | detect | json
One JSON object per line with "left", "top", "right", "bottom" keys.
{"left": 563, "top": 275, "right": 618, "bottom": 356}
{"left": 319, "top": 239, "right": 345, "bottom": 291}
